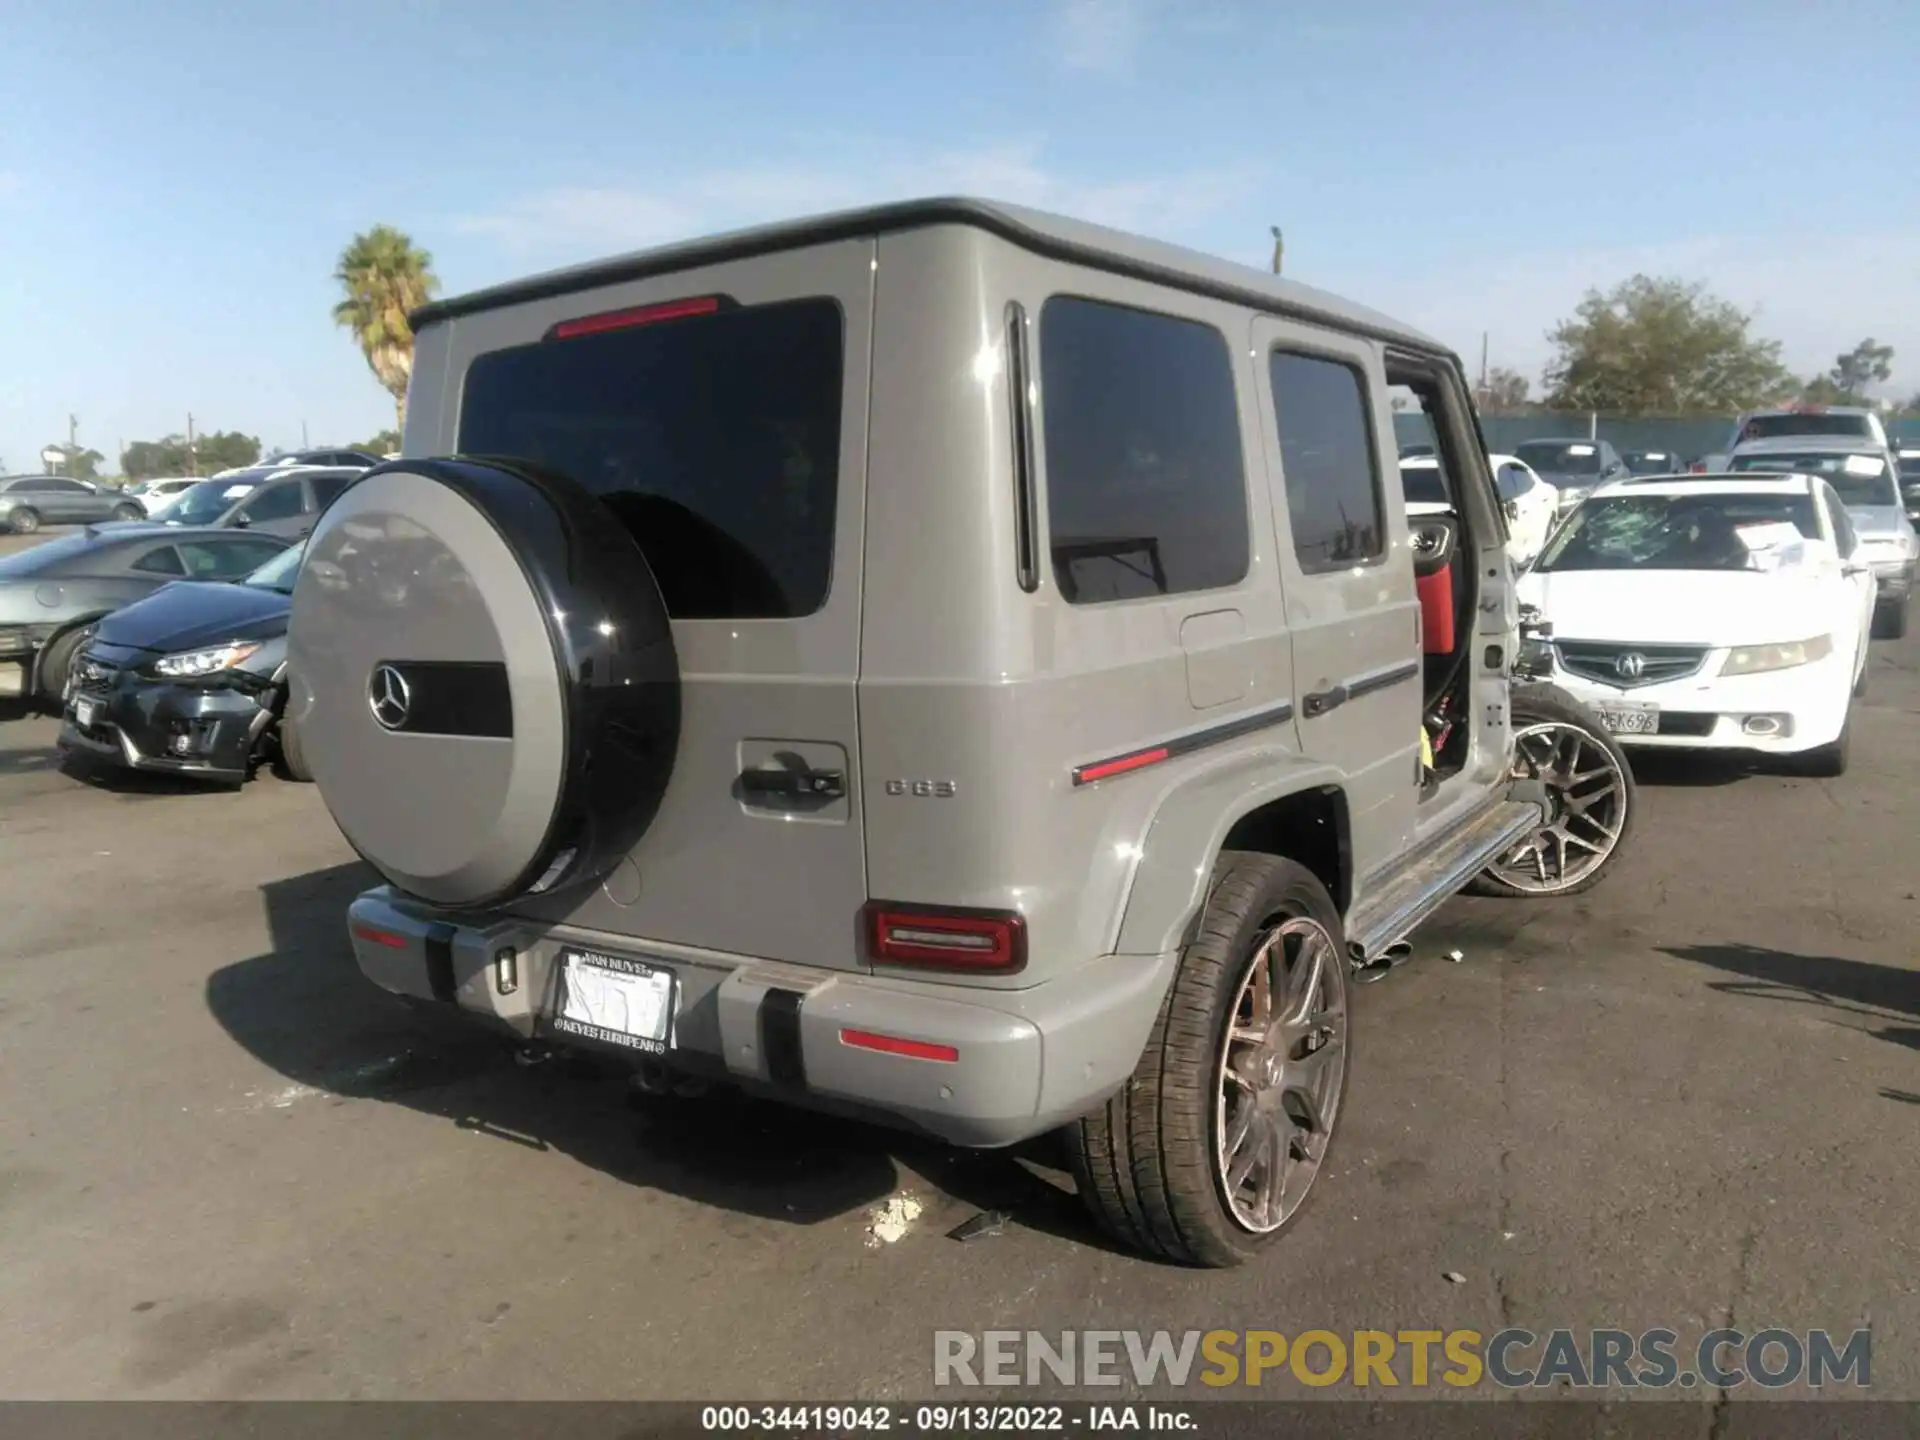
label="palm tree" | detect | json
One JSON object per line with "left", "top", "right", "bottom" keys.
{"left": 332, "top": 226, "right": 440, "bottom": 432}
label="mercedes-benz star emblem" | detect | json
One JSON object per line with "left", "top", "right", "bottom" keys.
{"left": 368, "top": 663, "right": 412, "bottom": 730}
{"left": 1613, "top": 652, "right": 1647, "bottom": 681}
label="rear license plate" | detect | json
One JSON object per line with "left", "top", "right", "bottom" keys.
{"left": 74, "top": 697, "right": 99, "bottom": 730}
{"left": 1593, "top": 702, "right": 1658, "bottom": 735}
{"left": 551, "top": 948, "right": 676, "bottom": 1054}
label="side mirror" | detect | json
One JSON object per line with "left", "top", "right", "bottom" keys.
{"left": 231, "top": 513, "right": 251, "bottom": 529}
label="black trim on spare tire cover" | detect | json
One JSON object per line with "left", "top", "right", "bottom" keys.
{"left": 358, "top": 455, "right": 683, "bottom": 911}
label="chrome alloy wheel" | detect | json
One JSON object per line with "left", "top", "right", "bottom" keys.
{"left": 1213, "top": 916, "right": 1348, "bottom": 1233}
{"left": 1487, "top": 721, "right": 1628, "bottom": 894}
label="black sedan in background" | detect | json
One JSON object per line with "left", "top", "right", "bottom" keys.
{"left": 58, "top": 541, "right": 308, "bottom": 788}
{"left": 0, "top": 525, "right": 291, "bottom": 707}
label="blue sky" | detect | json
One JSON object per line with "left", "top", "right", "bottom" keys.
{"left": 4, "top": 0, "right": 1919, "bottom": 470}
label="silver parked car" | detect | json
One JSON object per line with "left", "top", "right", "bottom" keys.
{"left": 287, "top": 198, "right": 1635, "bottom": 1266}
{"left": 0, "top": 475, "right": 146, "bottom": 533}
{"left": 1728, "top": 435, "right": 1915, "bottom": 637}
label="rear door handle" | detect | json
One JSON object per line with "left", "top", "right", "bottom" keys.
{"left": 1301, "top": 685, "right": 1348, "bottom": 718}
{"left": 739, "top": 766, "right": 846, "bottom": 800}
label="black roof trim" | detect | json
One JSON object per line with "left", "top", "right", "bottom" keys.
{"left": 410, "top": 197, "right": 1458, "bottom": 361}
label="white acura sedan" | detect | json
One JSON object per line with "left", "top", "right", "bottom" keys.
{"left": 1515, "top": 473, "right": 1876, "bottom": 776}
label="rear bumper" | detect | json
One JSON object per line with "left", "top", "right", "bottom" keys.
{"left": 347, "top": 888, "right": 1177, "bottom": 1148}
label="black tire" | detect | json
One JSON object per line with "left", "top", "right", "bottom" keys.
{"left": 112, "top": 503, "right": 143, "bottom": 522}
{"left": 8, "top": 506, "right": 40, "bottom": 535}
{"left": 1873, "top": 598, "right": 1908, "bottom": 641}
{"left": 275, "top": 706, "right": 314, "bottom": 782}
{"left": 1794, "top": 718, "right": 1850, "bottom": 779}
{"left": 34, "top": 627, "right": 88, "bottom": 704}
{"left": 1066, "top": 853, "right": 1351, "bottom": 1268}
{"left": 1467, "top": 681, "right": 1637, "bottom": 899}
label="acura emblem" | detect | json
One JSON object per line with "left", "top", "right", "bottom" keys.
{"left": 368, "top": 663, "right": 412, "bottom": 730}
{"left": 1613, "top": 651, "right": 1647, "bottom": 681}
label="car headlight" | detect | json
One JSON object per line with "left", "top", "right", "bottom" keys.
{"left": 1719, "top": 634, "right": 1833, "bottom": 676}
{"left": 152, "top": 641, "right": 261, "bottom": 677}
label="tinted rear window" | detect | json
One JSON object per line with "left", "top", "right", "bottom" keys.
{"left": 1513, "top": 441, "right": 1601, "bottom": 476}
{"left": 458, "top": 298, "right": 844, "bottom": 619}
{"left": 1739, "top": 414, "right": 1873, "bottom": 441}
{"left": 1399, "top": 463, "right": 1449, "bottom": 506}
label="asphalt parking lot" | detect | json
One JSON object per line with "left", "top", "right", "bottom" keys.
{"left": 1, "top": 526, "right": 1916, "bottom": 1403}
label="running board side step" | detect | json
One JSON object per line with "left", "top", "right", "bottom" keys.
{"left": 1344, "top": 795, "right": 1547, "bottom": 964}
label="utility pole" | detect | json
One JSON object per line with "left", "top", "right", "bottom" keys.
{"left": 186, "top": 413, "right": 198, "bottom": 477}
{"left": 301, "top": 419, "right": 309, "bottom": 448}
{"left": 1479, "top": 333, "right": 1489, "bottom": 395}
{"left": 1269, "top": 225, "right": 1284, "bottom": 276}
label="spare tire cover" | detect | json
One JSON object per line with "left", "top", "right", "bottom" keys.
{"left": 287, "top": 457, "right": 680, "bottom": 909}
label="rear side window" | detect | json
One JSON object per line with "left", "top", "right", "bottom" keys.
{"left": 458, "top": 298, "right": 845, "bottom": 619}
{"left": 309, "top": 473, "right": 354, "bottom": 508}
{"left": 239, "top": 482, "right": 305, "bottom": 523}
{"left": 131, "top": 546, "right": 187, "bottom": 576}
{"left": 1270, "top": 352, "right": 1385, "bottom": 571}
{"left": 1039, "top": 297, "right": 1248, "bottom": 604}
{"left": 178, "top": 538, "right": 284, "bottom": 578}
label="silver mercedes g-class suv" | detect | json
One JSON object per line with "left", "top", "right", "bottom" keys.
{"left": 289, "top": 198, "right": 1635, "bottom": 1267}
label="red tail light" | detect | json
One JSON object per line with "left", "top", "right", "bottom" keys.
{"left": 839, "top": 1028, "right": 960, "bottom": 1063}
{"left": 545, "top": 295, "right": 727, "bottom": 340}
{"left": 351, "top": 923, "right": 408, "bottom": 949}
{"left": 862, "top": 902, "right": 1027, "bottom": 973}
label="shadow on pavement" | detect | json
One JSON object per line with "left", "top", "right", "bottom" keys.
{"left": 1882, "top": 1089, "right": 1920, "bottom": 1106}
{"left": 1664, "top": 942, "right": 1920, "bottom": 1054}
{"left": 204, "top": 863, "right": 1113, "bottom": 1251}
{"left": 0, "top": 742, "right": 61, "bottom": 777}
{"left": 57, "top": 749, "right": 249, "bottom": 797}
{"left": 1625, "top": 751, "right": 1756, "bottom": 788}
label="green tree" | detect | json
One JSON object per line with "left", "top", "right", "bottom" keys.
{"left": 1798, "top": 375, "right": 1856, "bottom": 406}
{"left": 1828, "top": 338, "right": 1894, "bottom": 398}
{"left": 198, "top": 431, "right": 262, "bottom": 473}
{"left": 50, "top": 446, "right": 106, "bottom": 481}
{"left": 357, "top": 428, "right": 401, "bottom": 454}
{"left": 1543, "top": 275, "right": 1794, "bottom": 415}
{"left": 332, "top": 226, "right": 439, "bottom": 431}
{"left": 121, "top": 431, "right": 260, "bottom": 480}
{"left": 1474, "top": 366, "right": 1531, "bottom": 413}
